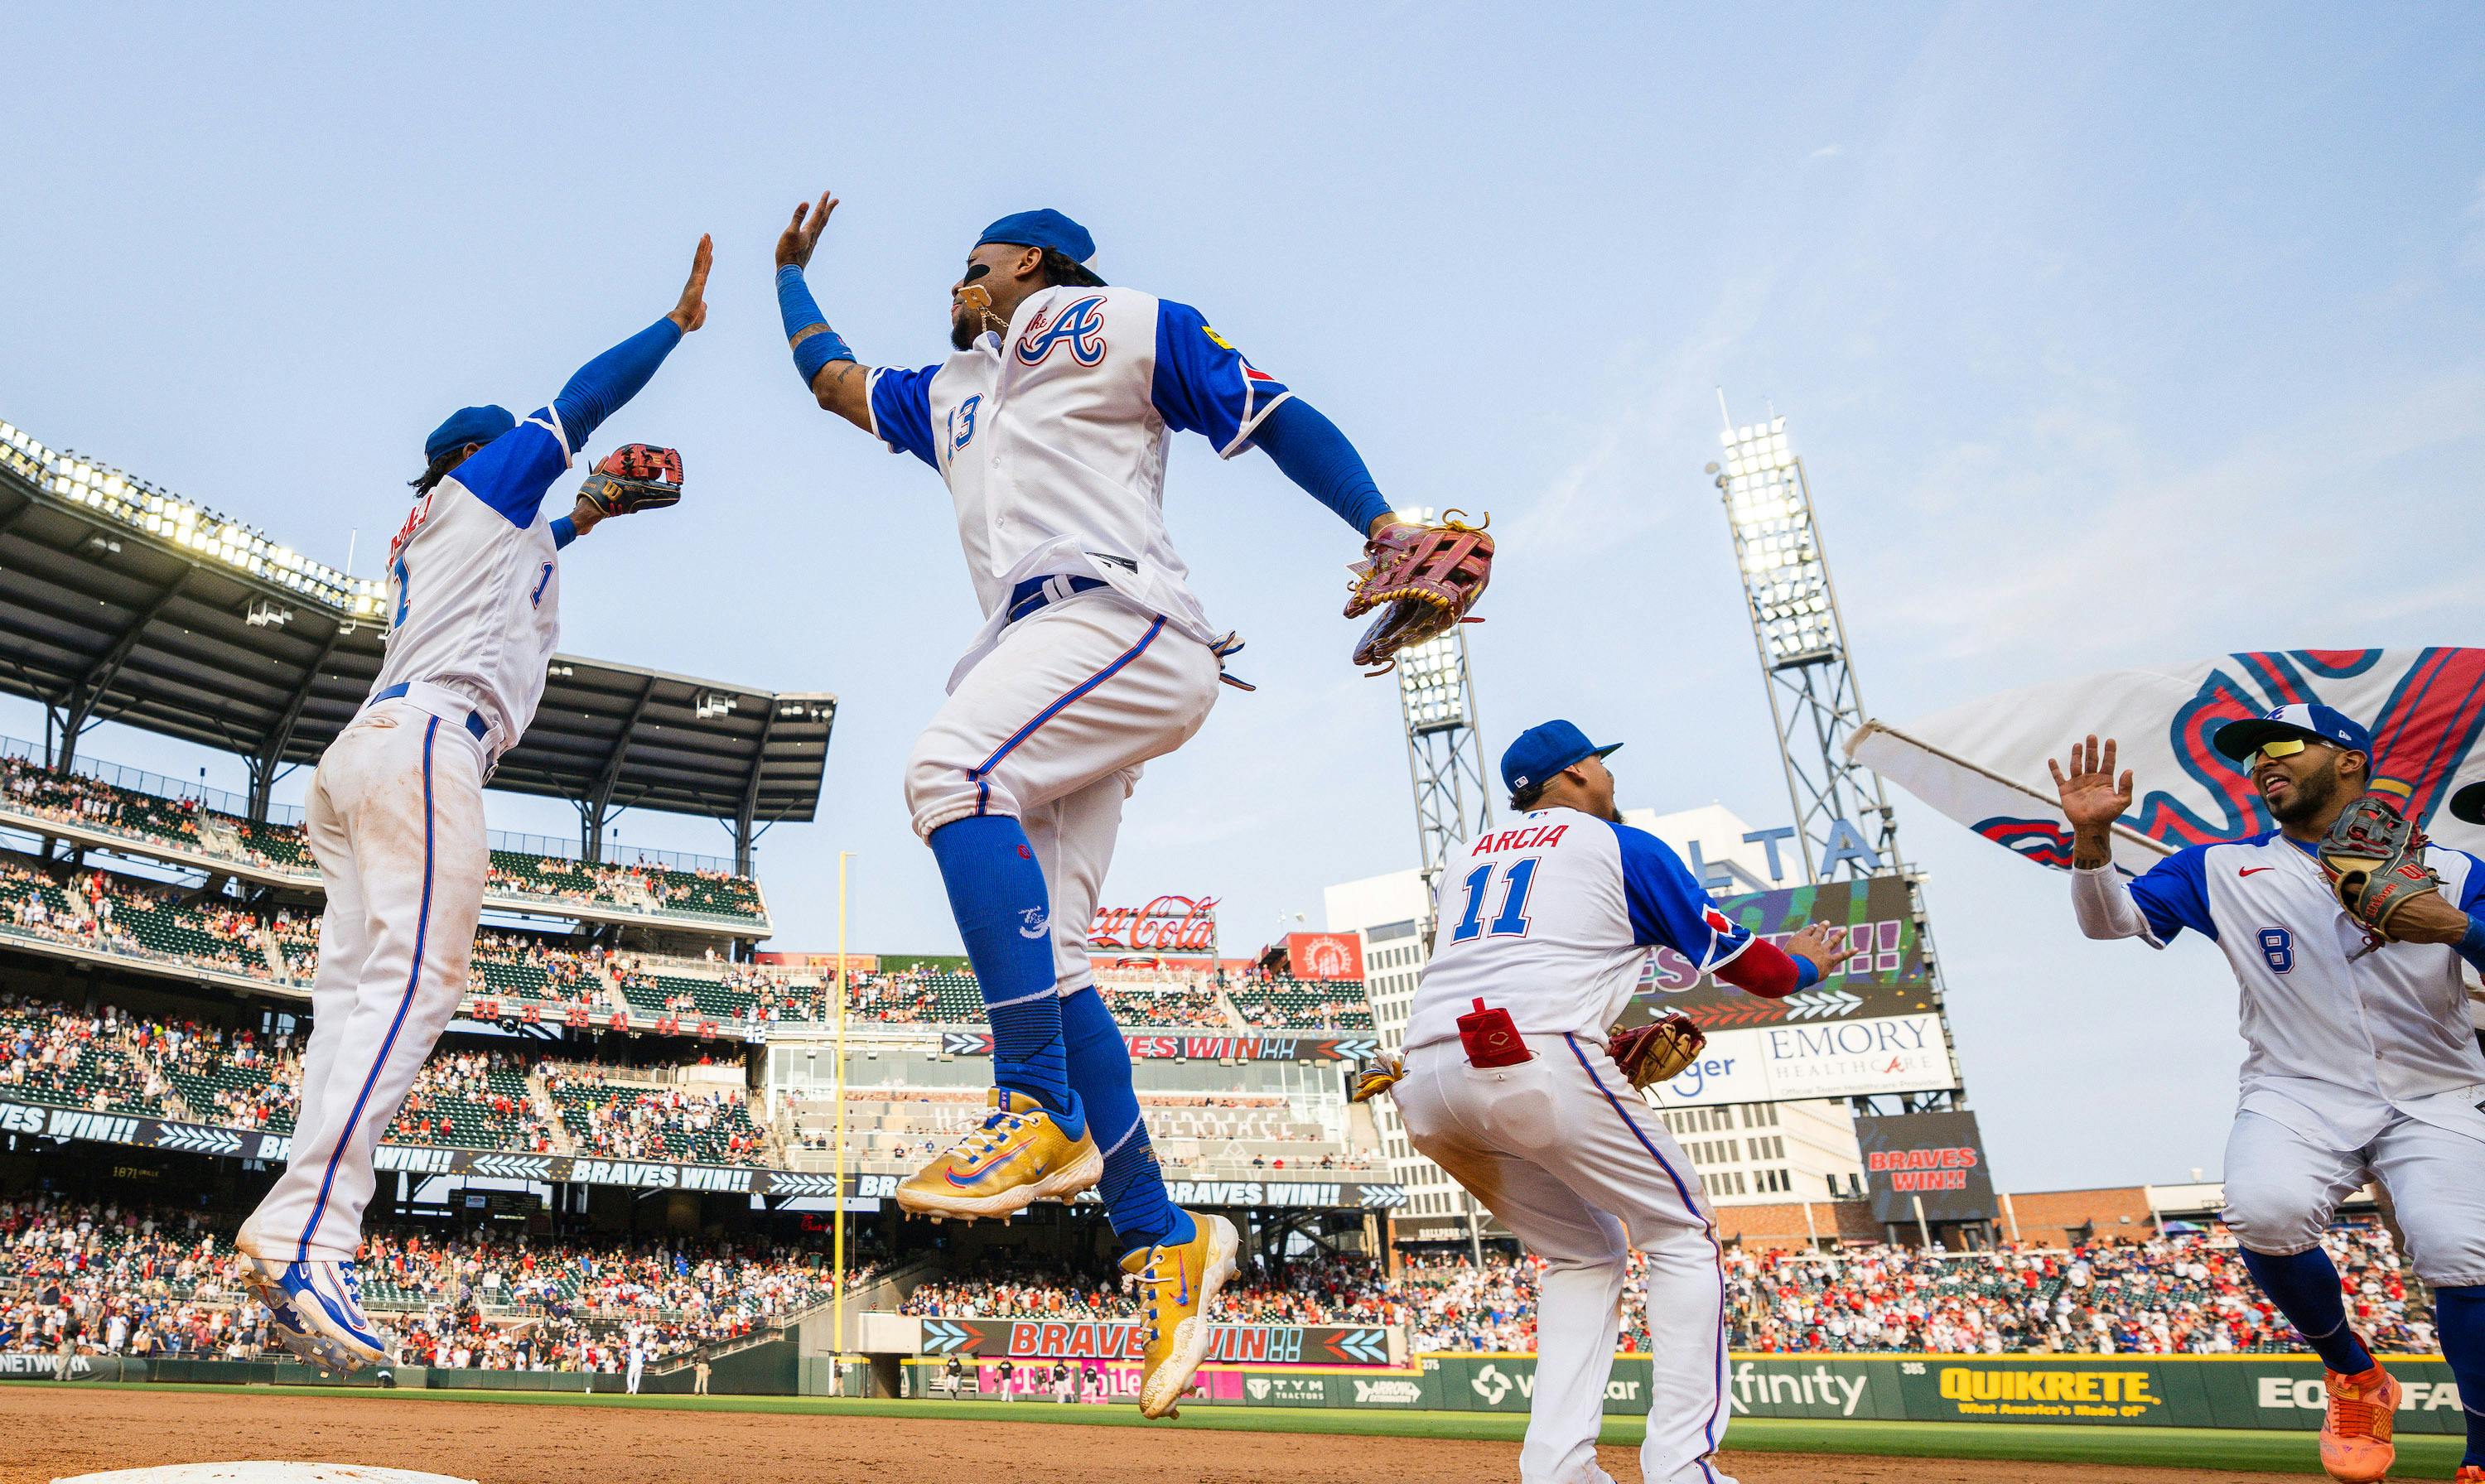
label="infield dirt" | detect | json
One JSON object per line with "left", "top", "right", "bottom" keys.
{"left": 0, "top": 1385, "right": 2319, "bottom": 1483}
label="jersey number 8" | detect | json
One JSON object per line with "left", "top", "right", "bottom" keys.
{"left": 1451, "top": 858, "right": 1540, "bottom": 944}
{"left": 2256, "top": 928, "right": 2294, "bottom": 974}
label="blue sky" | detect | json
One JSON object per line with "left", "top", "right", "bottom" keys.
{"left": 5, "top": 3, "right": 2480, "bottom": 1192}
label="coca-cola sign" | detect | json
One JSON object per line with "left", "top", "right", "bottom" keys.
{"left": 1088, "top": 895, "right": 1219, "bottom": 956}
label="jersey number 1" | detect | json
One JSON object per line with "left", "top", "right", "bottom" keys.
{"left": 1451, "top": 858, "right": 1539, "bottom": 943}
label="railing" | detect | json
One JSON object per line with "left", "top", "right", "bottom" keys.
{"left": 0, "top": 735, "right": 743, "bottom": 876}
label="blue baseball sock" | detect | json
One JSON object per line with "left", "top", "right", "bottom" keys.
{"left": 1061, "top": 985, "right": 1193, "bottom": 1255}
{"left": 2241, "top": 1246, "right": 2375, "bottom": 1375}
{"left": 926, "top": 817, "right": 1079, "bottom": 1135}
{"left": 2434, "top": 1285, "right": 2485, "bottom": 1466}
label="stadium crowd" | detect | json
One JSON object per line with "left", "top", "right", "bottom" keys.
{"left": 897, "top": 1230, "right": 2437, "bottom": 1357}
{"left": 0, "top": 752, "right": 767, "bottom": 927}
{"left": 0, "top": 1194, "right": 873, "bottom": 1371}
{"left": 0, "top": 992, "right": 770, "bottom": 1163}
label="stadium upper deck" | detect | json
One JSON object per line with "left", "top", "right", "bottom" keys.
{"left": 0, "top": 417, "right": 833, "bottom": 889}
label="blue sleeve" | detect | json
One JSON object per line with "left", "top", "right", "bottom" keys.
{"left": 458, "top": 317, "right": 683, "bottom": 531}
{"left": 1608, "top": 822, "right": 1754, "bottom": 969}
{"left": 550, "top": 317, "right": 683, "bottom": 455}
{"left": 1151, "top": 300, "right": 1293, "bottom": 457}
{"left": 2127, "top": 846, "right": 2217, "bottom": 943}
{"left": 1252, "top": 398, "right": 1392, "bottom": 535}
{"left": 446, "top": 416, "right": 572, "bottom": 529}
{"left": 868, "top": 365, "right": 940, "bottom": 469}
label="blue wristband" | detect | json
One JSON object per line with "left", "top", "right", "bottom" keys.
{"left": 777, "top": 265, "right": 852, "bottom": 385}
{"left": 2457, "top": 912, "right": 2485, "bottom": 976}
{"left": 1794, "top": 953, "right": 1822, "bottom": 991}
{"left": 549, "top": 515, "right": 577, "bottom": 550}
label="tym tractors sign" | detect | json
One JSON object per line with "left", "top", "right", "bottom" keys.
{"left": 1088, "top": 895, "right": 1219, "bottom": 956}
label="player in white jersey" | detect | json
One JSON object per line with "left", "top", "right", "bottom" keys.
{"left": 234, "top": 239, "right": 712, "bottom": 1371}
{"left": 1391, "top": 721, "right": 1856, "bottom": 1484}
{"left": 768, "top": 192, "right": 1416, "bottom": 1417}
{"left": 2054, "top": 704, "right": 2485, "bottom": 1484}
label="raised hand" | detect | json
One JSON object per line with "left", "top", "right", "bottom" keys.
{"left": 776, "top": 190, "right": 838, "bottom": 272}
{"left": 668, "top": 234, "right": 712, "bottom": 334}
{"left": 1784, "top": 921, "right": 1866, "bottom": 980}
{"left": 2048, "top": 735, "right": 2134, "bottom": 831}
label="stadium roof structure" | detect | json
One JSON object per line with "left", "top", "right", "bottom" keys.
{"left": 0, "top": 417, "right": 833, "bottom": 871}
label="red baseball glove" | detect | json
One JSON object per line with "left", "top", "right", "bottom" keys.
{"left": 577, "top": 444, "right": 683, "bottom": 517}
{"left": 1607, "top": 1013, "right": 1705, "bottom": 1091}
{"left": 1344, "top": 512, "right": 1493, "bottom": 673}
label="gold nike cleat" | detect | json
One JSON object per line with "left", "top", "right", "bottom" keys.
{"left": 1121, "top": 1210, "right": 1239, "bottom": 1419}
{"left": 894, "top": 1089, "right": 1102, "bottom": 1221}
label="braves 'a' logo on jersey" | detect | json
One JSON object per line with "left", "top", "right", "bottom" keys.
{"left": 1016, "top": 296, "right": 1109, "bottom": 368}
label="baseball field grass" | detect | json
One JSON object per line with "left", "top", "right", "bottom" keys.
{"left": 30, "top": 1381, "right": 2468, "bottom": 1477}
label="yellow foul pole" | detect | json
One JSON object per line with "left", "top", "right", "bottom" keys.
{"left": 832, "top": 850, "right": 852, "bottom": 1386}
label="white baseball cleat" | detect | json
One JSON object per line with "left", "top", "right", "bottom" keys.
{"left": 239, "top": 1254, "right": 393, "bottom": 1371}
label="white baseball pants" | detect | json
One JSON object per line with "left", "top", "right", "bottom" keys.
{"left": 2222, "top": 1108, "right": 2485, "bottom": 1285}
{"left": 1397, "top": 1034, "right": 1735, "bottom": 1484}
{"left": 240, "top": 697, "right": 488, "bottom": 1262}
{"left": 905, "top": 594, "right": 1220, "bottom": 993}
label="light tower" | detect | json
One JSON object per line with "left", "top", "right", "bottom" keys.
{"left": 1706, "top": 402, "right": 1895, "bottom": 884}
{"left": 1394, "top": 627, "right": 1493, "bottom": 894}
{"left": 1707, "top": 401, "right": 1961, "bottom": 1117}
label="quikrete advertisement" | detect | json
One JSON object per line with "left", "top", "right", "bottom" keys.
{"left": 1854, "top": 1109, "right": 1999, "bottom": 1223}
{"left": 1414, "top": 1354, "right": 2466, "bottom": 1431}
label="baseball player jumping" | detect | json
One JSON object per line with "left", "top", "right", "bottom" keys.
{"left": 2054, "top": 706, "right": 2485, "bottom": 1484}
{"left": 766, "top": 191, "right": 1480, "bottom": 1417}
{"left": 234, "top": 239, "right": 712, "bottom": 1371}
{"left": 1367, "top": 720, "right": 1857, "bottom": 1484}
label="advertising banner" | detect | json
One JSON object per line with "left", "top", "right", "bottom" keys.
{"left": 1416, "top": 1354, "right": 2467, "bottom": 1432}
{"left": 1854, "top": 1111, "right": 1999, "bottom": 1223}
{"left": 0, "top": 1096, "right": 1398, "bottom": 1209}
{"left": 1618, "top": 877, "right": 1930, "bottom": 1032}
{"left": 911, "top": 1318, "right": 1393, "bottom": 1366}
{"left": 1634, "top": 1014, "right": 1959, "bottom": 1109}
{"left": 1286, "top": 932, "right": 1366, "bottom": 980}
{"left": 939, "top": 1030, "right": 1383, "bottom": 1063}
{"left": 1848, "top": 648, "right": 2485, "bottom": 876}
{"left": 1421, "top": 1352, "right": 2465, "bottom": 1421}
{"left": 1088, "top": 896, "right": 1220, "bottom": 956}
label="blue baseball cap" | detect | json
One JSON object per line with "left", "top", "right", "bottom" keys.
{"left": 425, "top": 405, "right": 514, "bottom": 462}
{"left": 1502, "top": 720, "right": 1623, "bottom": 797}
{"left": 976, "top": 210, "right": 1105, "bottom": 285}
{"left": 2212, "top": 703, "right": 2373, "bottom": 762}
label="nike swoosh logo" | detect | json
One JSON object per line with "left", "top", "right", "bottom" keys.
{"left": 946, "top": 1138, "right": 1034, "bottom": 1184}
{"left": 2239, "top": 867, "right": 2276, "bottom": 876}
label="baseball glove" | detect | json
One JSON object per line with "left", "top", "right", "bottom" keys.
{"left": 1607, "top": 1013, "right": 1705, "bottom": 1092}
{"left": 2319, "top": 792, "right": 2443, "bottom": 939}
{"left": 577, "top": 444, "right": 683, "bottom": 517}
{"left": 1348, "top": 1055, "right": 1404, "bottom": 1104}
{"left": 1344, "top": 512, "right": 1493, "bottom": 673}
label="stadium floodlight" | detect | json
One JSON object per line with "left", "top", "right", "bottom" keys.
{"left": 12, "top": 416, "right": 389, "bottom": 618}
{"left": 694, "top": 690, "right": 738, "bottom": 720}
{"left": 1715, "top": 416, "right": 1838, "bottom": 669}
{"left": 1395, "top": 633, "right": 1469, "bottom": 732}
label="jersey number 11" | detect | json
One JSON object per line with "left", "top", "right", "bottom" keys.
{"left": 1450, "top": 858, "right": 1539, "bottom": 943}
